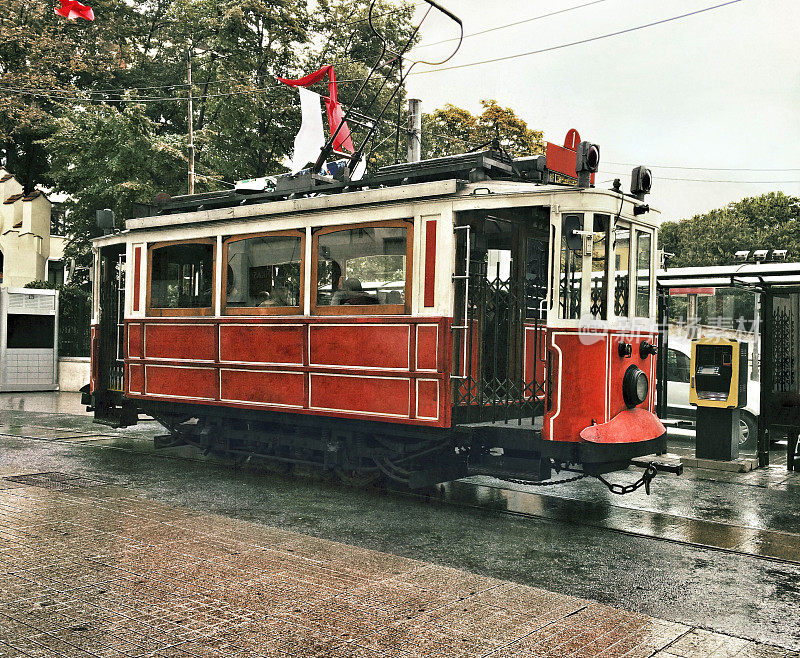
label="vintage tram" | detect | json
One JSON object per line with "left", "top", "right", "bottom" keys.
{"left": 87, "top": 143, "right": 674, "bottom": 490}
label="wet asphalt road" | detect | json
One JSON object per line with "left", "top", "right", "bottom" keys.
{"left": 1, "top": 407, "right": 799, "bottom": 651}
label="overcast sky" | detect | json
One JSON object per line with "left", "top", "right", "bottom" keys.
{"left": 399, "top": 0, "right": 800, "bottom": 224}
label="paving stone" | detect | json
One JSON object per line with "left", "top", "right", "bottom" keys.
{"left": 0, "top": 482, "right": 792, "bottom": 657}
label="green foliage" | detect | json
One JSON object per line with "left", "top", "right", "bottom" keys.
{"left": 44, "top": 103, "right": 186, "bottom": 268}
{"left": 309, "top": 0, "right": 418, "bottom": 171}
{"left": 659, "top": 192, "right": 800, "bottom": 267}
{"left": 22, "top": 280, "right": 57, "bottom": 289}
{"left": 1, "top": 0, "right": 419, "bottom": 262}
{"left": 421, "top": 100, "right": 544, "bottom": 160}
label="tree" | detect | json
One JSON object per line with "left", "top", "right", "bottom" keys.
{"left": 421, "top": 100, "right": 544, "bottom": 160}
{"left": 309, "top": 0, "right": 418, "bottom": 171}
{"left": 0, "top": 0, "right": 125, "bottom": 191}
{"left": 1, "top": 0, "right": 418, "bottom": 270}
{"left": 45, "top": 103, "right": 186, "bottom": 272}
{"left": 659, "top": 192, "right": 800, "bottom": 267}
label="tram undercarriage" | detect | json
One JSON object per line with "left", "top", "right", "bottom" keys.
{"left": 135, "top": 400, "right": 670, "bottom": 490}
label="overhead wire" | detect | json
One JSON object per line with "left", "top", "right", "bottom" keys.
{"left": 406, "top": 0, "right": 610, "bottom": 52}
{"left": 4, "top": 0, "right": 789, "bottom": 186}
{"left": 598, "top": 170, "right": 800, "bottom": 184}
{"left": 606, "top": 162, "right": 800, "bottom": 172}
{"left": 0, "top": 0, "right": 606, "bottom": 100}
{"left": 410, "top": 0, "right": 744, "bottom": 73}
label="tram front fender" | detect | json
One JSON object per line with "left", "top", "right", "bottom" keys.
{"left": 579, "top": 408, "right": 665, "bottom": 444}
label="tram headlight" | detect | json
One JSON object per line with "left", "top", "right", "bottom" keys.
{"left": 623, "top": 365, "right": 649, "bottom": 408}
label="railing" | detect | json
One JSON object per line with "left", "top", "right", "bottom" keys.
{"left": 452, "top": 262, "right": 545, "bottom": 426}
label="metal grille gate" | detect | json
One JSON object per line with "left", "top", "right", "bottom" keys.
{"left": 452, "top": 242, "right": 547, "bottom": 426}
{"left": 98, "top": 249, "right": 125, "bottom": 395}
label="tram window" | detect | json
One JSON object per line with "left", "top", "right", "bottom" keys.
{"left": 313, "top": 222, "right": 410, "bottom": 314}
{"left": 526, "top": 238, "right": 548, "bottom": 320}
{"left": 148, "top": 241, "right": 214, "bottom": 315}
{"left": 224, "top": 232, "right": 303, "bottom": 315}
{"left": 635, "top": 231, "right": 652, "bottom": 317}
{"left": 559, "top": 214, "right": 582, "bottom": 320}
{"left": 590, "top": 215, "right": 610, "bottom": 320}
{"left": 614, "top": 222, "right": 631, "bottom": 317}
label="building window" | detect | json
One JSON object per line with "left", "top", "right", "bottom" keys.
{"left": 47, "top": 259, "right": 65, "bottom": 287}
{"left": 223, "top": 231, "right": 304, "bottom": 315}
{"left": 147, "top": 240, "right": 214, "bottom": 316}
{"left": 312, "top": 221, "right": 411, "bottom": 315}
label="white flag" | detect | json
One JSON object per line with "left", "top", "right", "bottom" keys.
{"left": 290, "top": 87, "right": 325, "bottom": 174}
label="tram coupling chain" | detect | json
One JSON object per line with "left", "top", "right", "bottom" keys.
{"left": 594, "top": 462, "right": 659, "bottom": 495}
{"left": 498, "top": 473, "right": 588, "bottom": 486}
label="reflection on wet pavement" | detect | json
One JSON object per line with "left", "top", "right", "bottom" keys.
{"left": 0, "top": 477, "right": 795, "bottom": 657}
{"left": 441, "top": 480, "right": 800, "bottom": 564}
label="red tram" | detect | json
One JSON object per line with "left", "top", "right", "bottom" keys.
{"left": 87, "top": 144, "right": 673, "bottom": 490}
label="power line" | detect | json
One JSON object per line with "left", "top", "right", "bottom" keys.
{"left": 411, "top": 0, "right": 744, "bottom": 74}
{"left": 653, "top": 178, "right": 800, "bottom": 184}
{"left": 606, "top": 161, "right": 800, "bottom": 172}
{"left": 0, "top": 72, "right": 378, "bottom": 103}
{"left": 408, "top": 0, "right": 609, "bottom": 52}
{"left": 598, "top": 170, "right": 800, "bottom": 184}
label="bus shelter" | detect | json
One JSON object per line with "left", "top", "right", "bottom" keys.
{"left": 657, "top": 262, "right": 800, "bottom": 469}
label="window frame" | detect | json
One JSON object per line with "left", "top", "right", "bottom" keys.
{"left": 633, "top": 227, "right": 654, "bottom": 318}
{"left": 310, "top": 219, "right": 413, "bottom": 316}
{"left": 558, "top": 213, "right": 585, "bottom": 321}
{"left": 146, "top": 238, "right": 216, "bottom": 317}
{"left": 589, "top": 213, "right": 612, "bottom": 321}
{"left": 222, "top": 229, "right": 305, "bottom": 316}
{"left": 613, "top": 219, "right": 633, "bottom": 319}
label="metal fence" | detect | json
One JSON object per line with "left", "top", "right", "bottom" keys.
{"left": 57, "top": 286, "right": 91, "bottom": 358}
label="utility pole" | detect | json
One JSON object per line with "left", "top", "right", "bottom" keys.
{"left": 187, "top": 49, "right": 195, "bottom": 195}
{"left": 407, "top": 98, "right": 421, "bottom": 163}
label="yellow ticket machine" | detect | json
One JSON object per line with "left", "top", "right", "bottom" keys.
{"left": 690, "top": 338, "right": 748, "bottom": 460}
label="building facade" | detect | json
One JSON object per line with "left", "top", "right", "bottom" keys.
{"left": 0, "top": 167, "right": 67, "bottom": 288}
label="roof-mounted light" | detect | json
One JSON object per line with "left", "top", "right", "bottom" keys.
{"left": 575, "top": 141, "right": 600, "bottom": 188}
{"left": 630, "top": 166, "right": 652, "bottom": 201}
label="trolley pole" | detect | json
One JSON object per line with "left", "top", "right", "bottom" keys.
{"left": 407, "top": 98, "right": 422, "bottom": 163}
{"left": 187, "top": 49, "right": 195, "bottom": 195}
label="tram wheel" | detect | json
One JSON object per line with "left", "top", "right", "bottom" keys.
{"left": 335, "top": 467, "right": 382, "bottom": 488}
{"left": 261, "top": 460, "right": 293, "bottom": 476}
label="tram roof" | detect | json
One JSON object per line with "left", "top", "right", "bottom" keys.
{"left": 93, "top": 149, "right": 657, "bottom": 246}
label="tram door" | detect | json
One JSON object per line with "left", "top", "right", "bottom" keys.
{"left": 453, "top": 208, "right": 549, "bottom": 424}
{"left": 95, "top": 246, "right": 127, "bottom": 422}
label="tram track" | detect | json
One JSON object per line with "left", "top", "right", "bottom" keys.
{"left": 403, "top": 480, "right": 800, "bottom": 568}
{"left": 5, "top": 422, "right": 800, "bottom": 570}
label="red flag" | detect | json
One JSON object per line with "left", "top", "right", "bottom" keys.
{"left": 54, "top": 0, "right": 94, "bottom": 20}
{"left": 277, "top": 65, "right": 355, "bottom": 153}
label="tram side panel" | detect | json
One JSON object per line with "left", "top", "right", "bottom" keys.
{"left": 118, "top": 205, "right": 457, "bottom": 429}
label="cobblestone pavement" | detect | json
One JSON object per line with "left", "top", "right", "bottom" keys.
{"left": 0, "top": 474, "right": 796, "bottom": 657}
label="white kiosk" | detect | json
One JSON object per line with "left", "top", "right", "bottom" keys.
{"left": 0, "top": 288, "right": 59, "bottom": 391}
